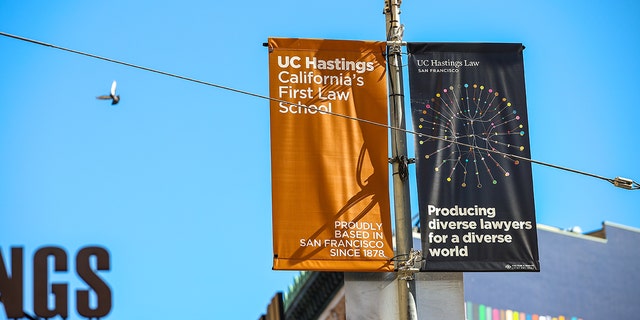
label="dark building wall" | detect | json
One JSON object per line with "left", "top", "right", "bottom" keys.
{"left": 464, "top": 222, "right": 640, "bottom": 319}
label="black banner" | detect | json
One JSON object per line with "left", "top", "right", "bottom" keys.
{"left": 407, "top": 43, "right": 539, "bottom": 271}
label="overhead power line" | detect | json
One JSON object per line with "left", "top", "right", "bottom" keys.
{"left": 1, "top": 31, "right": 637, "bottom": 190}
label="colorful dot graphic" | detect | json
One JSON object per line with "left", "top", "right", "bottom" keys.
{"left": 416, "top": 83, "right": 527, "bottom": 188}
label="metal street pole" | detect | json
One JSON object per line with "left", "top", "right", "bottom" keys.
{"left": 384, "top": 1, "right": 416, "bottom": 319}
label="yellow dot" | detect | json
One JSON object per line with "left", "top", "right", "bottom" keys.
{"left": 519, "top": 146, "right": 525, "bottom": 151}
{"left": 480, "top": 85, "right": 484, "bottom": 90}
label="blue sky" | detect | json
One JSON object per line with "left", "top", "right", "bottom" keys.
{"left": 1, "top": 1, "right": 639, "bottom": 319}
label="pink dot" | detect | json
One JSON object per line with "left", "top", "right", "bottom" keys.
{"left": 426, "top": 104, "right": 431, "bottom": 109}
{"left": 516, "top": 116, "right": 520, "bottom": 120}
{"left": 443, "top": 89, "right": 448, "bottom": 93}
{"left": 488, "top": 89, "right": 493, "bottom": 93}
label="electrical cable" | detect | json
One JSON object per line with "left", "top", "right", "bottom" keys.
{"left": 1, "top": 31, "right": 637, "bottom": 190}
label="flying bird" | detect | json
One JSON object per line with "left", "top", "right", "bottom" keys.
{"left": 96, "top": 80, "right": 120, "bottom": 105}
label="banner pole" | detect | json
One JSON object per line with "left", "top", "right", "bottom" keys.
{"left": 384, "top": 1, "right": 415, "bottom": 319}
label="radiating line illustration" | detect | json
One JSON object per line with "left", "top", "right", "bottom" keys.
{"left": 414, "top": 83, "right": 527, "bottom": 188}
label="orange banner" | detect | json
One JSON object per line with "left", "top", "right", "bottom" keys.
{"left": 268, "top": 38, "right": 393, "bottom": 271}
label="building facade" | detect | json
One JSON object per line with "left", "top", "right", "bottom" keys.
{"left": 260, "top": 222, "right": 640, "bottom": 320}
